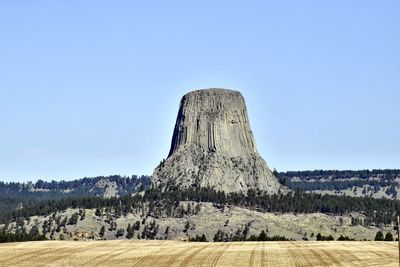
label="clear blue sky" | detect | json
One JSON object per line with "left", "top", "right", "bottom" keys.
{"left": 1, "top": 1, "right": 399, "bottom": 182}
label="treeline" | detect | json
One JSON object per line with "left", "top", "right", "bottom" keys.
{"left": 286, "top": 180, "right": 397, "bottom": 193}
{"left": 374, "top": 231, "right": 395, "bottom": 241}
{"left": 0, "top": 175, "right": 151, "bottom": 199}
{"left": 0, "top": 228, "right": 47, "bottom": 243}
{"left": 0, "top": 175, "right": 151, "bottom": 214}
{"left": 278, "top": 169, "right": 400, "bottom": 195}
{"left": 279, "top": 169, "right": 400, "bottom": 181}
{"left": 2, "top": 188, "right": 399, "bottom": 227}
{"left": 213, "top": 228, "right": 290, "bottom": 242}
{"left": 142, "top": 188, "right": 398, "bottom": 225}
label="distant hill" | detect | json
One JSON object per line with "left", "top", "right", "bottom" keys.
{"left": 0, "top": 175, "right": 151, "bottom": 214}
{"left": 278, "top": 169, "right": 400, "bottom": 199}
{"left": 1, "top": 170, "right": 400, "bottom": 243}
{"left": 0, "top": 175, "right": 151, "bottom": 199}
{"left": 1, "top": 187, "right": 398, "bottom": 242}
{"left": 2, "top": 169, "right": 399, "bottom": 205}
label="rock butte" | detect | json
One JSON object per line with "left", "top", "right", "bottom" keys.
{"left": 152, "top": 88, "right": 285, "bottom": 194}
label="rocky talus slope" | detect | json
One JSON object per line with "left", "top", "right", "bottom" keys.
{"left": 152, "top": 88, "right": 285, "bottom": 194}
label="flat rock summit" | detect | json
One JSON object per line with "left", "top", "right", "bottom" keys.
{"left": 152, "top": 88, "right": 284, "bottom": 194}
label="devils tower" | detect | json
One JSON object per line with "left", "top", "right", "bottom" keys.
{"left": 152, "top": 89, "right": 284, "bottom": 194}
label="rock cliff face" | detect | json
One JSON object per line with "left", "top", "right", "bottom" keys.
{"left": 152, "top": 89, "right": 285, "bottom": 194}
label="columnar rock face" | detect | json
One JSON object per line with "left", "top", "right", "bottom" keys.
{"left": 152, "top": 89, "right": 284, "bottom": 194}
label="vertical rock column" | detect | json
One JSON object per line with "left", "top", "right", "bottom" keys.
{"left": 152, "top": 88, "right": 285, "bottom": 194}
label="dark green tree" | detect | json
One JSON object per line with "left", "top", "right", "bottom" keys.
{"left": 316, "top": 233, "right": 322, "bottom": 241}
{"left": 374, "top": 231, "right": 384, "bottom": 241}
{"left": 99, "top": 226, "right": 105, "bottom": 238}
{"left": 95, "top": 208, "right": 102, "bottom": 217}
{"left": 258, "top": 230, "right": 268, "bottom": 241}
{"left": 115, "top": 228, "right": 125, "bottom": 238}
{"left": 385, "top": 232, "right": 394, "bottom": 241}
{"left": 200, "top": 234, "right": 207, "bottom": 242}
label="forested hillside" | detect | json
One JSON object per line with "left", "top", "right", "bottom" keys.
{"left": 278, "top": 169, "right": 400, "bottom": 199}
{"left": 1, "top": 188, "right": 399, "bottom": 242}
{"left": 0, "top": 175, "right": 151, "bottom": 215}
{"left": 2, "top": 188, "right": 398, "bottom": 225}
{"left": 2, "top": 170, "right": 400, "bottom": 243}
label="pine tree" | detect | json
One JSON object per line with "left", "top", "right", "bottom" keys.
{"left": 95, "top": 208, "right": 102, "bottom": 217}
{"left": 126, "top": 223, "right": 135, "bottom": 239}
{"left": 99, "top": 226, "right": 105, "bottom": 238}
{"left": 115, "top": 228, "right": 125, "bottom": 238}
{"left": 184, "top": 222, "right": 190, "bottom": 233}
{"left": 385, "top": 232, "right": 394, "bottom": 241}
{"left": 258, "top": 230, "right": 268, "bottom": 241}
{"left": 374, "top": 231, "right": 384, "bottom": 241}
{"left": 200, "top": 234, "right": 207, "bottom": 242}
{"left": 316, "top": 233, "right": 322, "bottom": 241}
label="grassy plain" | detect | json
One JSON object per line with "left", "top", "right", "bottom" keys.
{"left": 0, "top": 240, "right": 397, "bottom": 266}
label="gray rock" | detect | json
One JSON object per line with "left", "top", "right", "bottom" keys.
{"left": 152, "top": 88, "right": 285, "bottom": 194}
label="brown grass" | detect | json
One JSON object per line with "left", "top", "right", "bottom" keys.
{"left": 0, "top": 240, "right": 397, "bottom": 266}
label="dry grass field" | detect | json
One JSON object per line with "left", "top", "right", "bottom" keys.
{"left": 0, "top": 240, "right": 397, "bottom": 267}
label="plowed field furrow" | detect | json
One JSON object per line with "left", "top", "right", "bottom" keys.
{"left": 288, "top": 247, "right": 312, "bottom": 267}
{"left": 320, "top": 248, "right": 344, "bottom": 266}
{"left": 261, "top": 241, "right": 266, "bottom": 267}
{"left": 145, "top": 243, "right": 189, "bottom": 267}
{"left": 230, "top": 242, "right": 246, "bottom": 266}
{"left": 180, "top": 243, "right": 211, "bottom": 267}
{"left": 0, "top": 241, "right": 398, "bottom": 267}
{"left": 1, "top": 245, "right": 66, "bottom": 262}
{"left": 89, "top": 240, "right": 145, "bottom": 265}
{"left": 6, "top": 243, "right": 89, "bottom": 265}
{"left": 195, "top": 243, "right": 215, "bottom": 266}
{"left": 309, "top": 248, "right": 330, "bottom": 266}
{"left": 131, "top": 241, "right": 176, "bottom": 266}
{"left": 163, "top": 242, "right": 201, "bottom": 266}
{"left": 210, "top": 242, "right": 230, "bottom": 267}
{"left": 249, "top": 242, "right": 258, "bottom": 266}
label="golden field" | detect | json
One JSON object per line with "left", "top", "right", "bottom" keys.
{"left": 0, "top": 240, "right": 397, "bottom": 267}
